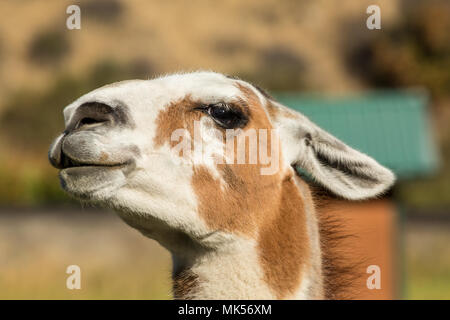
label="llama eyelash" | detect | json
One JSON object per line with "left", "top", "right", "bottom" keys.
{"left": 195, "top": 102, "right": 248, "bottom": 129}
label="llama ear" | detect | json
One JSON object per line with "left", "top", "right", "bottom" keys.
{"left": 270, "top": 103, "right": 395, "bottom": 200}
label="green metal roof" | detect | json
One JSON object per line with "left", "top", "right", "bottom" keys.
{"left": 275, "top": 91, "right": 439, "bottom": 179}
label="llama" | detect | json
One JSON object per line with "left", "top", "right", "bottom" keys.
{"left": 49, "top": 71, "right": 395, "bottom": 299}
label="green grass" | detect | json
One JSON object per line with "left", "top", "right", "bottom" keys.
{"left": 404, "top": 223, "right": 450, "bottom": 299}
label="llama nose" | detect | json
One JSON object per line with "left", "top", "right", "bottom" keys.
{"left": 48, "top": 135, "right": 83, "bottom": 170}
{"left": 49, "top": 102, "right": 116, "bottom": 169}
{"left": 67, "top": 102, "right": 116, "bottom": 134}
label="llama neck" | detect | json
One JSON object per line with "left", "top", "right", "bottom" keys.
{"left": 171, "top": 175, "right": 324, "bottom": 300}
{"left": 172, "top": 240, "right": 278, "bottom": 299}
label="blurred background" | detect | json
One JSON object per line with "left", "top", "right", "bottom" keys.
{"left": 0, "top": 0, "right": 449, "bottom": 299}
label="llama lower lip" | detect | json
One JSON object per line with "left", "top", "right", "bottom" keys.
{"left": 59, "top": 164, "right": 128, "bottom": 198}
{"left": 61, "top": 164, "right": 127, "bottom": 174}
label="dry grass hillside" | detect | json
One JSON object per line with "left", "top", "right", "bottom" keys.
{"left": 0, "top": 0, "right": 449, "bottom": 208}
{"left": 0, "top": 0, "right": 402, "bottom": 109}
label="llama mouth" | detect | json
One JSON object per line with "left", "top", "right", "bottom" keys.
{"left": 59, "top": 159, "right": 129, "bottom": 199}
{"left": 60, "top": 152, "right": 128, "bottom": 170}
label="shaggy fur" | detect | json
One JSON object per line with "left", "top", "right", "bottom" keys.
{"left": 311, "top": 185, "right": 363, "bottom": 299}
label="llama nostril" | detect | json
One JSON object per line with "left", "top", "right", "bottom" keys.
{"left": 66, "top": 101, "right": 132, "bottom": 134}
{"left": 80, "top": 117, "right": 99, "bottom": 125}
{"left": 76, "top": 117, "right": 107, "bottom": 130}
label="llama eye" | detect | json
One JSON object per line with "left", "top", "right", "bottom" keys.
{"left": 207, "top": 103, "right": 247, "bottom": 129}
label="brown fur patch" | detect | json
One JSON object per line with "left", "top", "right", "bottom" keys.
{"left": 99, "top": 152, "right": 109, "bottom": 162}
{"left": 191, "top": 84, "right": 280, "bottom": 235}
{"left": 190, "top": 84, "right": 310, "bottom": 298}
{"left": 191, "top": 163, "right": 279, "bottom": 235}
{"left": 266, "top": 99, "right": 280, "bottom": 120}
{"left": 266, "top": 99, "right": 299, "bottom": 121}
{"left": 312, "top": 187, "right": 361, "bottom": 299}
{"left": 172, "top": 269, "right": 199, "bottom": 300}
{"left": 156, "top": 85, "right": 312, "bottom": 299}
{"left": 258, "top": 173, "right": 310, "bottom": 299}
{"left": 153, "top": 95, "right": 203, "bottom": 149}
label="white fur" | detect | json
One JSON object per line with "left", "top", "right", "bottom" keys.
{"left": 183, "top": 238, "right": 276, "bottom": 299}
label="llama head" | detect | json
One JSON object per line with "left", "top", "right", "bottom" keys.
{"left": 49, "top": 71, "right": 395, "bottom": 253}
